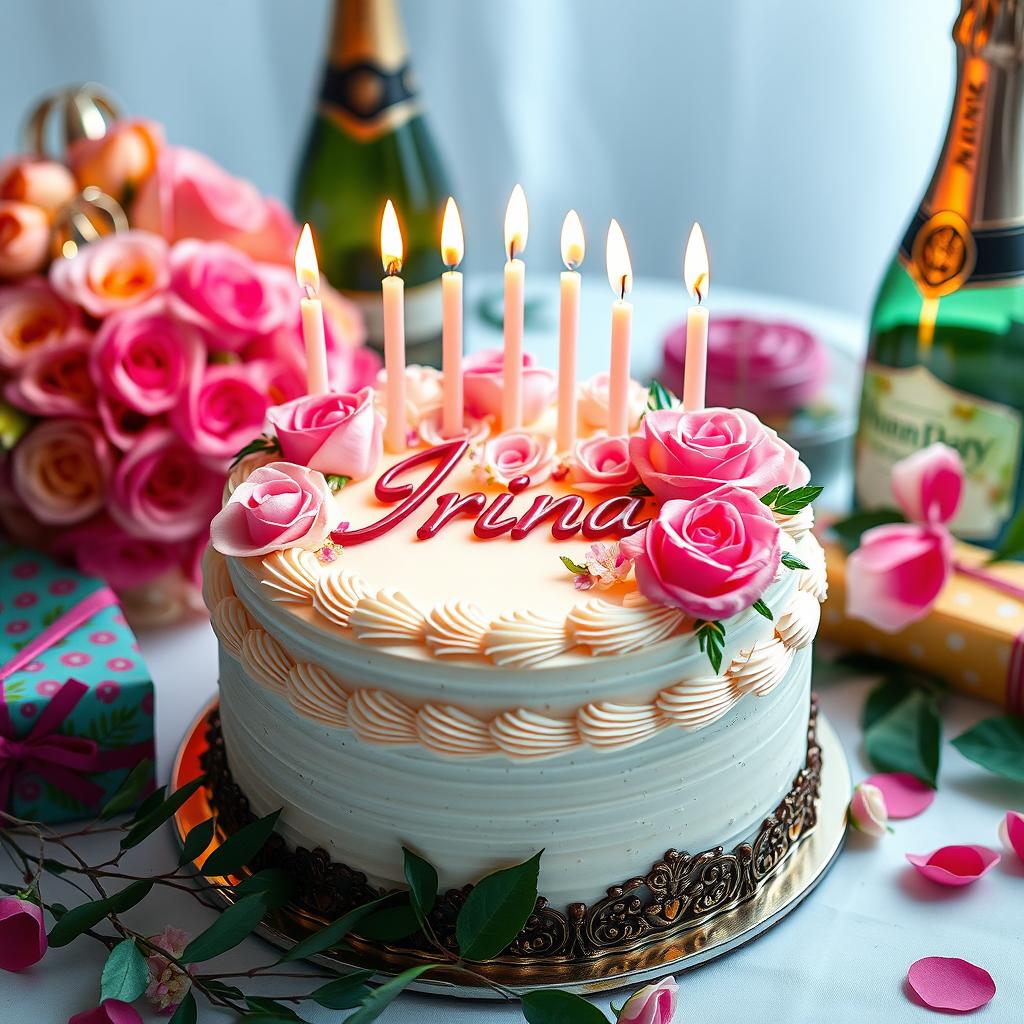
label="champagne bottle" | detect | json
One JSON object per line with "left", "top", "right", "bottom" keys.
{"left": 855, "top": 0, "right": 1024, "bottom": 546}
{"left": 294, "top": 0, "right": 452, "bottom": 364}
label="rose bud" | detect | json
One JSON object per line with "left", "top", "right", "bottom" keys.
{"left": 848, "top": 782, "right": 889, "bottom": 838}
{"left": 618, "top": 975, "right": 679, "bottom": 1024}
{"left": 0, "top": 897, "right": 47, "bottom": 973}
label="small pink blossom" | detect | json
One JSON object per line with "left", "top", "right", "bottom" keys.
{"left": 144, "top": 926, "right": 193, "bottom": 1014}
{"left": 35, "top": 680, "right": 62, "bottom": 697}
{"left": 106, "top": 658, "right": 134, "bottom": 672}
{"left": 59, "top": 652, "right": 91, "bottom": 668}
{"left": 96, "top": 681, "right": 121, "bottom": 704}
{"left": 585, "top": 542, "right": 633, "bottom": 588}
{"left": 848, "top": 782, "right": 888, "bottom": 838}
{"left": 0, "top": 897, "right": 47, "bottom": 972}
{"left": 13, "top": 592, "right": 36, "bottom": 607}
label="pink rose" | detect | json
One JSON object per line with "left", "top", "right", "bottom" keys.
{"left": 848, "top": 782, "right": 888, "bottom": 838}
{"left": 618, "top": 976, "right": 678, "bottom": 1024}
{"left": 50, "top": 230, "right": 169, "bottom": 316}
{"left": 0, "top": 279, "right": 79, "bottom": 370}
{"left": 132, "top": 146, "right": 296, "bottom": 264}
{"left": 98, "top": 395, "right": 163, "bottom": 451}
{"left": 210, "top": 461, "right": 334, "bottom": 557}
{"left": 108, "top": 430, "right": 222, "bottom": 541}
{"left": 266, "top": 388, "right": 383, "bottom": 479}
{"left": 168, "top": 239, "right": 290, "bottom": 346}
{"left": 569, "top": 433, "right": 639, "bottom": 493}
{"left": 68, "top": 1001, "right": 142, "bottom": 1024}
{"left": 577, "top": 372, "right": 648, "bottom": 433}
{"left": 0, "top": 897, "right": 47, "bottom": 972}
{"left": 845, "top": 523, "right": 952, "bottom": 633}
{"left": 629, "top": 407, "right": 808, "bottom": 502}
{"left": 91, "top": 302, "right": 204, "bottom": 415}
{"left": 463, "top": 348, "right": 556, "bottom": 425}
{"left": 12, "top": 418, "right": 112, "bottom": 525}
{"left": 890, "top": 443, "right": 963, "bottom": 525}
{"left": 67, "top": 118, "right": 163, "bottom": 201}
{"left": 475, "top": 430, "right": 556, "bottom": 488}
{"left": 628, "top": 485, "right": 781, "bottom": 619}
{"left": 171, "top": 363, "right": 270, "bottom": 459}
{"left": 0, "top": 201, "right": 50, "bottom": 278}
{"left": 0, "top": 157, "right": 77, "bottom": 217}
{"left": 6, "top": 332, "right": 96, "bottom": 417}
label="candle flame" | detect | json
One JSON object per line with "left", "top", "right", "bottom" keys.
{"left": 605, "top": 219, "right": 632, "bottom": 299}
{"left": 295, "top": 223, "right": 320, "bottom": 294}
{"left": 684, "top": 222, "right": 709, "bottom": 303}
{"left": 440, "top": 196, "right": 464, "bottom": 268}
{"left": 560, "top": 209, "right": 585, "bottom": 270}
{"left": 504, "top": 184, "right": 528, "bottom": 260}
{"left": 380, "top": 199, "right": 404, "bottom": 275}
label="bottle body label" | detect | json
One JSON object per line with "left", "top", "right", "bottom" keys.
{"left": 856, "top": 362, "right": 1023, "bottom": 539}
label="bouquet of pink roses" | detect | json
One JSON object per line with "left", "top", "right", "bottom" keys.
{"left": 0, "top": 95, "right": 379, "bottom": 622}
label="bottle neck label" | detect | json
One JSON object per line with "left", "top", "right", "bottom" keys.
{"left": 319, "top": 59, "right": 421, "bottom": 141}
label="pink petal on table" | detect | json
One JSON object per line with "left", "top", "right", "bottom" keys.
{"left": 999, "top": 811, "right": 1024, "bottom": 861}
{"left": 906, "top": 845, "right": 1000, "bottom": 887}
{"left": 863, "top": 771, "right": 935, "bottom": 819}
{"left": 907, "top": 957, "right": 996, "bottom": 1012}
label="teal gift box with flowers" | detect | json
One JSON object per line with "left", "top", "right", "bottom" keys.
{"left": 0, "top": 544, "right": 155, "bottom": 823}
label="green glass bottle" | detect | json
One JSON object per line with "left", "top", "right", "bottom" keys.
{"left": 855, "top": 0, "right": 1024, "bottom": 546}
{"left": 294, "top": 0, "right": 452, "bottom": 364}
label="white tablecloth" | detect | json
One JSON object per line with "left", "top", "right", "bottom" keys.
{"left": 3, "top": 287, "right": 1021, "bottom": 1023}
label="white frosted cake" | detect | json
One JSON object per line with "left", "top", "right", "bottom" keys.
{"left": 201, "top": 359, "right": 826, "bottom": 963}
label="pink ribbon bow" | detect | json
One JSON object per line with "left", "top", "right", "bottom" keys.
{"left": 0, "top": 586, "right": 150, "bottom": 813}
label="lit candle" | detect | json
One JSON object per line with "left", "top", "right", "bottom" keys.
{"left": 502, "top": 184, "right": 528, "bottom": 430}
{"left": 440, "top": 197, "right": 464, "bottom": 437}
{"left": 295, "top": 223, "right": 329, "bottom": 394}
{"left": 606, "top": 219, "right": 633, "bottom": 438}
{"left": 557, "top": 210, "right": 584, "bottom": 452}
{"left": 381, "top": 199, "right": 406, "bottom": 452}
{"left": 683, "top": 222, "right": 710, "bottom": 411}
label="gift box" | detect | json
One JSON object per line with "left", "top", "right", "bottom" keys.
{"left": 820, "top": 537, "right": 1024, "bottom": 713}
{"left": 0, "top": 544, "right": 155, "bottom": 823}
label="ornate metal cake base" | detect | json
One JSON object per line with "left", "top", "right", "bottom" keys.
{"left": 170, "top": 697, "right": 849, "bottom": 997}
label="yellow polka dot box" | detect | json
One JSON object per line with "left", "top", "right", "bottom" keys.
{"left": 821, "top": 538, "right": 1024, "bottom": 713}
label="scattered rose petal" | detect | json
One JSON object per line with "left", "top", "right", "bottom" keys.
{"left": 998, "top": 811, "right": 1024, "bottom": 862}
{"left": 907, "top": 956, "right": 996, "bottom": 1012}
{"left": 864, "top": 771, "right": 935, "bottom": 819}
{"left": 906, "top": 845, "right": 1000, "bottom": 887}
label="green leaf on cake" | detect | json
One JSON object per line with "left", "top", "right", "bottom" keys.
{"left": 988, "top": 508, "right": 1024, "bottom": 564}
{"left": 403, "top": 846, "right": 439, "bottom": 928}
{"left": 99, "top": 758, "right": 153, "bottom": 820}
{"left": 311, "top": 970, "right": 375, "bottom": 1010}
{"left": 627, "top": 481, "right": 654, "bottom": 498}
{"left": 345, "top": 965, "right": 435, "bottom": 1024}
{"left": 120, "top": 776, "right": 206, "bottom": 850}
{"left": 178, "top": 816, "right": 216, "bottom": 868}
{"left": 646, "top": 379, "right": 677, "bottom": 411}
{"left": 455, "top": 850, "right": 542, "bottom": 962}
{"left": 326, "top": 474, "right": 351, "bottom": 493}
{"left": 760, "top": 484, "right": 823, "bottom": 516}
{"left": 952, "top": 716, "right": 1024, "bottom": 781}
{"left": 48, "top": 880, "right": 153, "bottom": 947}
{"left": 693, "top": 620, "right": 726, "bottom": 674}
{"left": 830, "top": 508, "right": 905, "bottom": 550}
{"left": 560, "top": 555, "right": 589, "bottom": 576}
{"left": 168, "top": 992, "right": 197, "bottom": 1024}
{"left": 282, "top": 893, "right": 394, "bottom": 962}
{"left": 780, "top": 551, "right": 809, "bottom": 571}
{"left": 181, "top": 892, "right": 269, "bottom": 963}
{"left": 201, "top": 808, "right": 281, "bottom": 878}
{"left": 522, "top": 989, "right": 611, "bottom": 1023}
{"left": 864, "top": 688, "right": 942, "bottom": 788}
{"left": 231, "top": 433, "right": 281, "bottom": 469}
{"left": 100, "top": 938, "right": 149, "bottom": 1003}
{"left": 355, "top": 903, "right": 420, "bottom": 941}
{"left": 751, "top": 599, "right": 773, "bottom": 621}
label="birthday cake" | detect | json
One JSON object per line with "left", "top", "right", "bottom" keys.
{"left": 201, "top": 359, "right": 827, "bottom": 963}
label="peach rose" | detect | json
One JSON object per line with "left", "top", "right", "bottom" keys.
{"left": 463, "top": 348, "right": 556, "bottom": 425}
{"left": 171, "top": 363, "right": 270, "bottom": 459}
{"left": 50, "top": 230, "right": 169, "bottom": 316}
{"left": 0, "top": 201, "right": 50, "bottom": 278}
{"left": 67, "top": 118, "right": 164, "bottom": 200}
{"left": 0, "top": 279, "right": 79, "bottom": 369}
{"left": 569, "top": 433, "right": 639, "bottom": 493}
{"left": 578, "top": 372, "right": 648, "bottom": 433}
{"left": 210, "top": 461, "right": 334, "bottom": 557}
{"left": 11, "top": 418, "right": 112, "bottom": 525}
{"left": 0, "top": 157, "right": 77, "bottom": 217}
{"left": 474, "top": 430, "right": 556, "bottom": 488}
{"left": 6, "top": 331, "right": 96, "bottom": 417}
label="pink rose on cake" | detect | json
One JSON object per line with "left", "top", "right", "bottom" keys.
{"left": 172, "top": 364, "right": 270, "bottom": 459}
{"left": 266, "top": 387, "right": 383, "bottom": 480}
{"left": 577, "top": 371, "right": 648, "bottom": 433}
{"left": 569, "top": 433, "right": 639, "bottom": 493}
{"left": 463, "top": 348, "right": 555, "bottom": 425}
{"left": 0, "top": 201, "right": 50, "bottom": 278}
{"left": 623, "top": 484, "right": 781, "bottom": 620}
{"left": 211, "top": 461, "right": 334, "bottom": 557}
{"left": 629, "top": 407, "right": 808, "bottom": 502}
{"left": 50, "top": 230, "right": 169, "bottom": 316}
{"left": 6, "top": 332, "right": 96, "bottom": 417}
{"left": 474, "top": 430, "right": 556, "bottom": 488}
{"left": 0, "top": 280, "right": 79, "bottom": 369}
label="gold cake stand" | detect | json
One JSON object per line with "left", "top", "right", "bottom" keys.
{"left": 170, "top": 697, "right": 850, "bottom": 998}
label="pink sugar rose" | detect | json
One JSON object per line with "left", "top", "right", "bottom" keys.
{"left": 845, "top": 522, "right": 953, "bottom": 633}
{"left": 629, "top": 406, "right": 808, "bottom": 502}
{"left": 171, "top": 363, "right": 270, "bottom": 459}
{"left": 577, "top": 372, "right": 649, "bottom": 433}
{"left": 266, "top": 387, "right": 383, "bottom": 479}
{"left": 67, "top": 118, "right": 163, "bottom": 201}
{"left": 133, "top": 145, "right": 297, "bottom": 264}
{"left": 108, "top": 429, "right": 222, "bottom": 541}
{"left": 0, "top": 897, "right": 47, "bottom": 972}
{"left": 68, "top": 1001, "right": 142, "bottom": 1024}
{"left": 475, "top": 430, "right": 556, "bottom": 488}
{"left": 0, "top": 279, "right": 79, "bottom": 370}
{"left": 6, "top": 331, "right": 97, "bottom": 417}
{"left": 12, "top": 418, "right": 112, "bottom": 525}
{"left": 0, "top": 157, "right": 77, "bottom": 216}
{"left": 0, "top": 200, "right": 50, "bottom": 278}
{"left": 50, "top": 230, "right": 169, "bottom": 316}
{"left": 463, "top": 348, "right": 556, "bottom": 425}
{"left": 168, "top": 239, "right": 291, "bottom": 346}
{"left": 618, "top": 975, "right": 678, "bottom": 1024}
{"left": 627, "top": 484, "right": 781, "bottom": 620}
{"left": 890, "top": 442, "right": 964, "bottom": 525}
{"left": 210, "top": 461, "right": 334, "bottom": 557}
{"left": 91, "top": 302, "right": 204, "bottom": 415}
{"left": 569, "top": 433, "right": 639, "bottom": 493}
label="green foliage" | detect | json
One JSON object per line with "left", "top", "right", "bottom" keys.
{"left": 864, "top": 688, "right": 942, "bottom": 788}
{"left": 522, "top": 990, "right": 610, "bottom": 1023}
{"left": 178, "top": 817, "right": 216, "bottom": 868}
{"left": 751, "top": 599, "right": 773, "bottom": 621}
{"left": 560, "top": 555, "right": 588, "bottom": 576}
{"left": 100, "top": 939, "right": 149, "bottom": 1003}
{"left": 829, "top": 508, "right": 905, "bottom": 550}
{"left": 48, "top": 880, "right": 153, "bottom": 947}
{"left": 233, "top": 868, "right": 294, "bottom": 906}
{"left": 100, "top": 759, "right": 154, "bottom": 819}
{"left": 231, "top": 433, "right": 280, "bottom": 469}
{"left": 168, "top": 992, "right": 197, "bottom": 1024}
{"left": 402, "top": 846, "right": 438, "bottom": 929}
{"left": 181, "top": 893, "right": 269, "bottom": 964}
{"left": 201, "top": 809, "right": 281, "bottom": 878}
{"left": 989, "top": 507, "right": 1024, "bottom": 563}
{"left": 84, "top": 706, "right": 140, "bottom": 749}
{"left": 952, "top": 716, "right": 1024, "bottom": 781}
{"left": 120, "top": 776, "right": 205, "bottom": 851}
{"left": 456, "top": 851, "right": 542, "bottom": 962}
{"left": 627, "top": 481, "right": 654, "bottom": 498}
{"left": 780, "top": 551, "right": 808, "bottom": 571}
{"left": 694, "top": 619, "right": 726, "bottom": 674}
{"left": 760, "top": 484, "right": 823, "bottom": 516}
{"left": 282, "top": 894, "right": 393, "bottom": 962}
{"left": 310, "top": 971, "right": 375, "bottom": 1010}
{"left": 356, "top": 904, "right": 420, "bottom": 941}
{"left": 326, "top": 474, "right": 352, "bottom": 493}
{"left": 345, "top": 965, "right": 435, "bottom": 1024}
{"left": 646, "top": 379, "right": 677, "bottom": 411}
